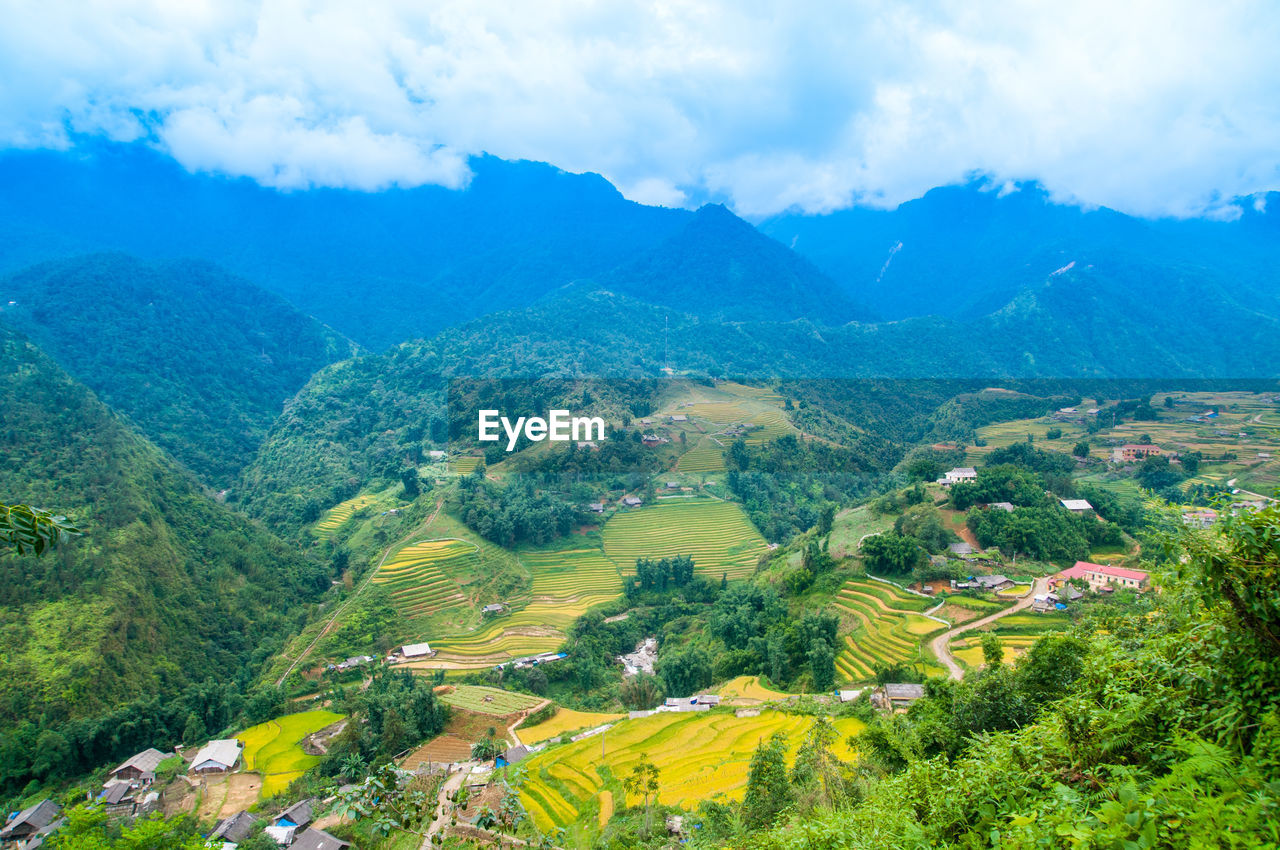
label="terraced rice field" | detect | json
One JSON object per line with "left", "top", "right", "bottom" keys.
{"left": 239, "top": 710, "right": 344, "bottom": 799}
{"left": 524, "top": 547, "right": 621, "bottom": 611}
{"left": 312, "top": 494, "right": 377, "bottom": 538}
{"left": 603, "top": 499, "right": 767, "bottom": 581}
{"left": 715, "top": 676, "right": 788, "bottom": 703}
{"left": 519, "top": 708, "right": 626, "bottom": 745}
{"left": 438, "top": 685, "right": 543, "bottom": 716}
{"left": 371, "top": 539, "right": 472, "bottom": 618}
{"left": 451, "top": 456, "right": 483, "bottom": 475}
{"left": 677, "top": 436, "right": 727, "bottom": 473}
{"left": 678, "top": 401, "right": 795, "bottom": 446}
{"left": 833, "top": 579, "right": 945, "bottom": 682}
{"left": 951, "top": 634, "right": 1040, "bottom": 669}
{"left": 430, "top": 545, "right": 621, "bottom": 664}
{"left": 519, "top": 710, "right": 865, "bottom": 832}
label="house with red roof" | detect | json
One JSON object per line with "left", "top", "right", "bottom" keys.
{"left": 1054, "top": 560, "right": 1149, "bottom": 592}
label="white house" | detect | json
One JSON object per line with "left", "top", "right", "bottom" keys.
{"left": 939, "top": 467, "right": 977, "bottom": 487}
{"left": 401, "top": 642, "right": 435, "bottom": 658}
{"left": 189, "top": 739, "right": 242, "bottom": 774}
{"left": 1060, "top": 499, "right": 1094, "bottom": 515}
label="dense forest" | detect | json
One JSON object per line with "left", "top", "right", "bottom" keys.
{"left": 0, "top": 325, "right": 328, "bottom": 792}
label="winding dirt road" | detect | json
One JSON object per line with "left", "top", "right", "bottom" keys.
{"left": 930, "top": 576, "right": 1050, "bottom": 680}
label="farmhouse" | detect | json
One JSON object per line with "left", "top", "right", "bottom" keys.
{"left": 109, "top": 747, "right": 166, "bottom": 782}
{"left": 189, "top": 739, "right": 241, "bottom": 774}
{"left": 481, "top": 603, "right": 507, "bottom": 616}
{"left": 401, "top": 642, "right": 436, "bottom": 658}
{"left": 0, "top": 800, "right": 62, "bottom": 845}
{"left": 1059, "top": 498, "right": 1094, "bottom": 515}
{"left": 938, "top": 467, "right": 977, "bottom": 487}
{"left": 874, "top": 683, "right": 925, "bottom": 711}
{"left": 498, "top": 745, "right": 529, "bottom": 767}
{"left": 210, "top": 810, "right": 255, "bottom": 844}
{"left": 275, "top": 797, "right": 318, "bottom": 831}
{"left": 668, "top": 414, "right": 688, "bottom": 423}
{"left": 973, "top": 574, "right": 1015, "bottom": 592}
{"left": 948, "top": 542, "right": 977, "bottom": 557}
{"left": 988, "top": 502, "right": 1016, "bottom": 512}
{"left": 1182, "top": 508, "right": 1218, "bottom": 529}
{"left": 622, "top": 495, "right": 642, "bottom": 507}
{"left": 665, "top": 481, "right": 681, "bottom": 489}
{"left": 428, "top": 450, "right": 446, "bottom": 460}
{"left": 1111, "top": 444, "right": 1163, "bottom": 463}
{"left": 587, "top": 502, "right": 605, "bottom": 513}
{"left": 290, "top": 827, "right": 352, "bottom": 850}
{"left": 1057, "top": 561, "right": 1150, "bottom": 592}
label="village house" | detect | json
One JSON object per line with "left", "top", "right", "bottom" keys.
{"left": 973, "top": 574, "right": 1015, "bottom": 592}
{"left": 938, "top": 467, "right": 977, "bottom": 487}
{"left": 873, "top": 683, "right": 925, "bottom": 711}
{"left": 108, "top": 748, "right": 166, "bottom": 783}
{"left": 948, "top": 541, "right": 977, "bottom": 557}
{"left": 209, "top": 810, "right": 255, "bottom": 845}
{"left": 1111, "top": 444, "right": 1163, "bottom": 463}
{"left": 0, "top": 800, "right": 62, "bottom": 846}
{"left": 641, "top": 434, "right": 662, "bottom": 446}
{"left": 481, "top": 603, "right": 507, "bottom": 616}
{"left": 668, "top": 414, "right": 688, "bottom": 423}
{"left": 988, "top": 501, "right": 1016, "bottom": 512}
{"left": 622, "top": 495, "right": 642, "bottom": 507}
{"left": 1059, "top": 498, "right": 1094, "bottom": 515}
{"left": 587, "top": 502, "right": 605, "bottom": 513}
{"left": 400, "top": 642, "right": 436, "bottom": 659}
{"left": 497, "top": 745, "right": 529, "bottom": 767}
{"left": 288, "top": 827, "right": 352, "bottom": 850}
{"left": 189, "top": 739, "right": 241, "bottom": 774}
{"left": 1055, "top": 561, "right": 1150, "bottom": 592}
{"left": 1181, "top": 508, "right": 1218, "bottom": 529}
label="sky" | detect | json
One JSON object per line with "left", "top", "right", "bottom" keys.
{"left": 2, "top": 0, "right": 1278, "bottom": 219}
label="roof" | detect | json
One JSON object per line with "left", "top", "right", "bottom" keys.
{"left": 989, "top": 501, "right": 1016, "bottom": 512}
{"left": 1060, "top": 499, "right": 1094, "bottom": 511}
{"left": 211, "top": 811, "right": 256, "bottom": 843}
{"left": 481, "top": 603, "right": 505, "bottom": 613}
{"left": 948, "top": 542, "right": 976, "bottom": 555}
{"left": 101, "top": 783, "right": 132, "bottom": 805}
{"left": 884, "top": 683, "right": 925, "bottom": 701}
{"left": 1083, "top": 563, "right": 1149, "bottom": 582}
{"left": 276, "top": 797, "right": 318, "bottom": 828}
{"left": 112, "top": 747, "right": 166, "bottom": 776}
{"left": 402, "top": 642, "right": 433, "bottom": 657}
{"left": 0, "top": 800, "right": 60, "bottom": 838}
{"left": 948, "top": 467, "right": 977, "bottom": 476}
{"left": 291, "top": 827, "right": 352, "bottom": 850}
{"left": 1121, "top": 443, "right": 1162, "bottom": 450}
{"left": 1057, "top": 562, "right": 1092, "bottom": 580}
{"left": 503, "top": 745, "right": 529, "bottom": 765}
{"left": 974, "top": 574, "right": 1012, "bottom": 588}
{"left": 190, "top": 739, "right": 241, "bottom": 771}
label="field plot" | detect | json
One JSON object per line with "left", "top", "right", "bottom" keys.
{"left": 519, "top": 708, "right": 625, "bottom": 745}
{"left": 312, "top": 494, "right": 378, "bottom": 538}
{"left": 519, "top": 710, "right": 864, "bottom": 833}
{"left": 371, "top": 539, "right": 472, "bottom": 619}
{"left": 451, "top": 456, "right": 483, "bottom": 475}
{"left": 832, "top": 579, "right": 944, "bottom": 682}
{"left": 603, "top": 499, "right": 768, "bottom": 581}
{"left": 950, "top": 634, "right": 1038, "bottom": 668}
{"left": 677, "top": 436, "right": 727, "bottom": 473}
{"left": 240, "top": 710, "right": 344, "bottom": 799}
{"left": 827, "top": 505, "right": 894, "bottom": 559}
{"left": 677, "top": 400, "right": 795, "bottom": 446}
{"left": 438, "top": 685, "right": 542, "bottom": 716}
{"left": 715, "top": 675, "right": 788, "bottom": 703}
{"left": 430, "top": 543, "right": 620, "bottom": 666}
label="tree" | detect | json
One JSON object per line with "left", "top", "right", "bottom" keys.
{"left": 0, "top": 502, "right": 81, "bottom": 556}
{"left": 790, "top": 717, "right": 848, "bottom": 812}
{"left": 1072, "top": 440, "right": 1090, "bottom": 458}
{"left": 742, "top": 734, "right": 791, "bottom": 829}
{"left": 861, "top": 532, "right": 923, "bottom": 574}
{"left": 980, "top": 632, "right": 1004, "bottom": 668}
{"left": 620, "top": 674, "right": 664, "bottom": 711}
{"left": 623, "top": 753, "right": 661, "bottom": 836}
{"left": 809, "top": 638, "right": 836, "bottom": 692}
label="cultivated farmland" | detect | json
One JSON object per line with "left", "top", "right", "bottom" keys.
{"left": 602, "top": 499, "right": 768, "bottom": 581}
{"left": 715, "top": 675, "right": 788, "bottom": 703}
{"left": 519, "top": 708, "right": 625, "bottom": 745}
{"left": 371, "top": 539, "right": 471, "bottom": 619}
{"left": 311, "top": 494, "right": 378, "bottom": 538}
{"left": 519, "top": 710, "right": 864, "bottom": 835}
{"left": 833, "top": 579, "right": 946, "bottom": 681}
{"left": 438, "top": 685, "right": 543, "bottom": 716}
{"left": 676, "top": 436, "right": 727, "bottom": 473}
{"left": 239, "top": 710, "right": 344, "bottom": 799}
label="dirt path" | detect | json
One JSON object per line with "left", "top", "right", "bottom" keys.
{"left": 930, "top": 577, "right": 1049, "bottom": 680}
{"left": 421, "top": 765, "right": 471, "bottom": 848}
{"left": 276, "top": 499, "right": 444, "bottom": 686}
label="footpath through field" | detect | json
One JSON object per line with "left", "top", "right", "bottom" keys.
{"left": 930, "top": 576, "right": 1049, "bottom": 680}
{"left": 276, "top": 499, "right": 444, "bottom": 686}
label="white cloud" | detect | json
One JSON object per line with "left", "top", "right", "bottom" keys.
{"left": 0, "top": 0, "right": 1277, "bottom": 217}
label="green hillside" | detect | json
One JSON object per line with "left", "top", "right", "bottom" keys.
{"left": 0, "top": 325, "right": 327, "bottom": 792}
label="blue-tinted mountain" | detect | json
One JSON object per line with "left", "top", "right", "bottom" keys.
{"left": 0, "top": 254, "right": 356, "bottom": 487}
{"left": 760, "top": 181, "right": 1280, "bottom": 320}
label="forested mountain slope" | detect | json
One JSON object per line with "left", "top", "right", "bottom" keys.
{"left": 0, "top": 254, "right": 356, "bottom": 487}
{"left": 0, "top": 144, "right": 692, "bottom": 349}
{"left": 762, "top": 181, "right": 1280, "bottom": 321}
{"left": 0, "top": 325, "right": 328, "bottom": 791}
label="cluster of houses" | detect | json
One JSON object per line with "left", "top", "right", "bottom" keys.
{"left": 586, "top": 494, "right": 645, "bottom": 512}
{"left": 211, "top": 796, "right": 351, "bottom": 849}
{"left": 324, "top": 655, "right": 374, "bottom": 674}
{"left": 503, "top": 650, "right": 568, "bottom": 671}
{"left": 628, "top": 694, "right": 721, "bottom": 719}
